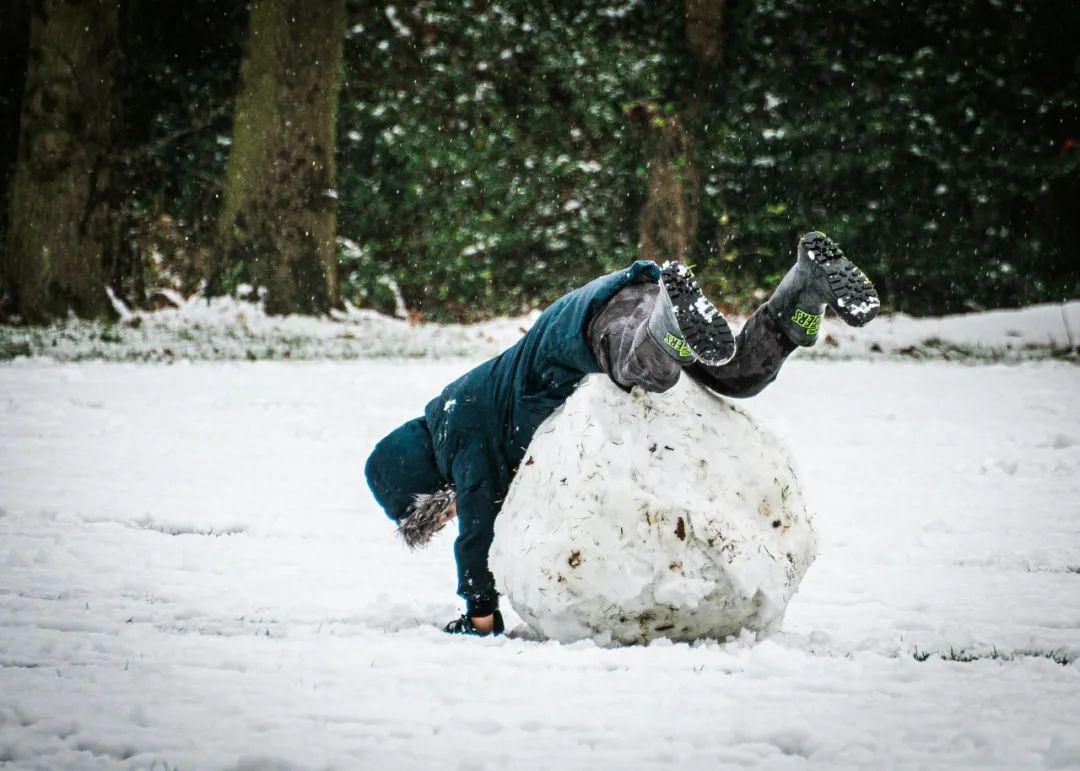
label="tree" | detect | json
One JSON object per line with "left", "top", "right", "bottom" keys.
{"left": 637, "top": 108, "right": 701, "bottom": 267}
{"left": 0, "top": 0, "right": 31, "bottom": 281}
{"left": 3, "top": 0, "right": 120, "bottom": 322}
{"left": 637, "top": 0, "right": 725, "bottom": 268}
{"left": 214, "top": 0, "right": 346, "bottom": 315}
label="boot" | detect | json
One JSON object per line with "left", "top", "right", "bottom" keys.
{"left": 768, "top": 231, "right": 880, "bottom": 346}
{"left": 648, "top": 262, "right": 735, "bottom": 367}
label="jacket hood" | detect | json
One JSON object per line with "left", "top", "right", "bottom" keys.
{"left": 365, "top": 417, "right": 446, "bottom": 523}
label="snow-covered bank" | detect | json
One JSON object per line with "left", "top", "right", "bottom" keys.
{"left": 0, "top": 297, "right": 538, "bottom": 363}
{"left": 1, "top": 358, "right": 1079, "bottom": 769}
{"left": 1, "top": 295, "right": 1077, "bottom": 363}
{"left": 811, "top": 300, "right": 1080, "bottom": 361}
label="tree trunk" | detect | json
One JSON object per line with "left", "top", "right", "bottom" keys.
{"left": 685, "top": 0, "right": 725, "bottom": 63}
{"left": 638, "top": 0, "right": 726, "bottom": 267}
{"left": 214, "top": 0, "right": 345, "bottom": 315}
{"left": 638, "top": 112, "right": 700, "bottom": 266}
{"left": 3, "top": 0, "right": 119, "bottom": 322}
{"left": 0, "top": 0, "right": 32, "bottom": 301}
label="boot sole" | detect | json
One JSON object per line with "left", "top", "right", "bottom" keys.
{"left": 799, "top": 232, "right": 880, "bottom": 327}
{"left": 660, "top": 262, "right": 735, "bottom": 366}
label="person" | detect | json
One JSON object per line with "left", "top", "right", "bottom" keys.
{"left": 364, "top": 231, "right": 879, "bottom": 636}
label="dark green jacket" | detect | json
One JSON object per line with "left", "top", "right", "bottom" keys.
{"left": 422, "top": 260, "right": 661, "bottom": 614}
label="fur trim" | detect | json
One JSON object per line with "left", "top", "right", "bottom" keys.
{"left": 397, "top": 487, "right": 456, "bottom": 549}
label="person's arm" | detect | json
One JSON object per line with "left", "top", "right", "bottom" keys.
{"left": 450, "top": 434, "right": 509, "bottom": 622}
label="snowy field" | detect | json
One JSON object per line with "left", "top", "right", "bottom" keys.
{"left": 2, "top": 354, "right": 1080, "bottom": 770}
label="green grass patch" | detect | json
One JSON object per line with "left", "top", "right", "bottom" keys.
{"left": 912, "top": 646, "right": 1076, "bottom": 666}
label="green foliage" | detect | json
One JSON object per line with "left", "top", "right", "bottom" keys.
{"left": 698, "top": 0, "right": 1080, "bottom": 315}
{"left": 115, "top": 0, "right": 248, "bottom": 299}
{"left": 332, "top": 0, "right": 1079, "bottom": 319}
{"left": 59, "top": 0, "right": 1078, "bottom": 320}
{"left": 337, "top": 0, "right": 670, "bottom": 320}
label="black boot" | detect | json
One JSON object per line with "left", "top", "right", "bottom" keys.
{"left": 443, "top": 610, "right": 505, "bottom": 637}
{"left": 648, "top": 262, "right": 735, "bottom": 366}
{"left": 768, "top": 231, "right": 880, "bottom": 346}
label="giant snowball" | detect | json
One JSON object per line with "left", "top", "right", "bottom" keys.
{"left": 489, "top": 375, "right": 816, "bottom": 645}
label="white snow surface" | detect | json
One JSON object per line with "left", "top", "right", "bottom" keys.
{"left": 1, "top": 356, "right": 1080, "bottom": 769}
{"left": 492, "top": 377, "right": 816, "bottom": 645}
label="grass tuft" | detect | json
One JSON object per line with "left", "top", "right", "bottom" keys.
{"left": 911, "top": 646, "right": 1076, "bottom": 666}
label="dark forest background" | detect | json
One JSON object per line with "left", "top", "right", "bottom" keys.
{"left": 1, "top": 0, "right": 1077, "bottom": 324}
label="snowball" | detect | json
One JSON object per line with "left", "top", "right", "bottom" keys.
{"left": 490, "top": 375, "right": 817, "bottom": 645}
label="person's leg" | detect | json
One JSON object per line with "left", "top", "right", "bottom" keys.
{"left": 589, "top": 262, "right": 739, "bottom": 393}
{"left": 769, "top": 231, "right": 879, "bottom": 345}
{"left": 687, "top": 230, "right": 879, "bottom": 398}
{"left": 590, "top": 282, "right": 683, "bottom": 393}
{"left": 686, "top": 304, "right": 797, "bottom": 398}
{"left": 653, "top": 262, "right": 735, "bottom": 366}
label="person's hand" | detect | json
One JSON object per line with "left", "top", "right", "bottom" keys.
{"left": 437, "top": 499, "right": 457, "bottom": 527}
{"left": 443, "top": 610, "right": 504, "bottom": 636}
{"left": 469, "top": 613, "right": 495, "bottom": 633}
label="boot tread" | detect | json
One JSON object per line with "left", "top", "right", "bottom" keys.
{"left": 660, "top": 262, "right": 735, "bottom": 366}
{"left": 799, "top": 232, "right": 879, "bottom": 327}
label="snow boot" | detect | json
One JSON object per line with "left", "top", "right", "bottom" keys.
{"left": 443, "top": 610, "right": 505, "bottom": 637}
{"left": 648, "top": 261, "right": 735, "bottom": 367}
{"left": 768, "top": 231, "right": 880, "bottom": 346}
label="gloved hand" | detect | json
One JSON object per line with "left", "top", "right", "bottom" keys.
{"left": 443, "top": 610, "right": 505, "bottom": 636}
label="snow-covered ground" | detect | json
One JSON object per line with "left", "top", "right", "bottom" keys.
{"left": 2, "top": 353, "right": 1078, "bottom": 770}
{"left": 2, "top": 296, "right": 1078, "bottom": 363}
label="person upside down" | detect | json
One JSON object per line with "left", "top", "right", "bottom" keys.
{"left": 365, "top": 232, "right": 879, "bottom": 636}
